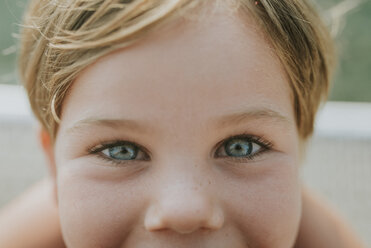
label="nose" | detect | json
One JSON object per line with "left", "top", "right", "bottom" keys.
{"left": 144, "top": 184, "right": 224, "bottom": 234}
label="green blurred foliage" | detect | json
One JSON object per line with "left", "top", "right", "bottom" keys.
{"left": 0, "top": 0, "right": 370, "bottom": 101}
{"left": 0, "top": 0, "right": 26, "bottom": 86}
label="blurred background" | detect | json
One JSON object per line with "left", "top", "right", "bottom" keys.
{"left": 0, "top": 0, "right": 370, "bottom": 101}
{"left": 0, "top": 0, "right": 370, "bottom": 246}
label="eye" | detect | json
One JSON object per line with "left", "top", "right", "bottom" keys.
{"left": 215, "top": 134, "right": 272, "bottom": 162}
{"left": 89, "top": 141, "right": 149, "bottom": 164}
{"left": 102, "top": 143, "right": 138, "bottom": 160}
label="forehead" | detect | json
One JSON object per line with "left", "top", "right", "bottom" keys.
{"left": 59, "top": 4, "right": 294, "bottom": 136}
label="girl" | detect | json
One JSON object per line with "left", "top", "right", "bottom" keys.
{"left": 0, "top": 0, "right": 365, "bottom": 247}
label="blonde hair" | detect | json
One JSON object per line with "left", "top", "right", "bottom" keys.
{"left": 18, "top": 0, "right": 335, "bottom": 142}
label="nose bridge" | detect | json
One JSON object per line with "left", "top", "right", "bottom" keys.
{"left": 144, "top": 161, "right": 224, "bottom": 234}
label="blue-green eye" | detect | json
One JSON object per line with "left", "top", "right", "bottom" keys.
{"left": 91, "top": 141, "right": 149, "bottom": 162}
{"left": 225, "top": 138, "right": 253, "bottom": 157}
{"left": 216, "top": 135, "right": 271, "bottom": 161}
{"left": 102, "top": 143, "right": 138, "bottom": 160}
{"left": 90, "top": 134, "right": 272, "bottom": 166}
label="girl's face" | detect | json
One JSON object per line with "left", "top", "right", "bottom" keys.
{"left": 52, "top": 5, "right": 301, "bottom": 248}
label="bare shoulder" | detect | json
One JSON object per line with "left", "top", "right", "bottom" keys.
{"left": 0, "top": 178, "right": 66, "bottom": 248}
{"left": 294, "top": 187, "right": 365, "bottom": 248}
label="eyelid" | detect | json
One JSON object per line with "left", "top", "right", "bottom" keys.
{"left": 214, "top": 133, "right": 273, "bottom": 151}
{"left": 87, "top": 132, "right": 274, "bottom": 166}
{"left": 87, "top": 140, "right": 151, "bottom": 168}
{"left": 213, "top": 133, "right": 273, "bottom": 161}
{"left": 88, "top": 140, "right": 147, "bottom": 154}
{"left": 88, "top": 140, "right": 151, "bottom": 162}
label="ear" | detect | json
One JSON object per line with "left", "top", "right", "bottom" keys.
{"left": 38, "top": 126, "right": 58, "bottom": 204}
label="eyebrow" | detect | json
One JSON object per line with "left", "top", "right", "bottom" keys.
{"left": 66, "top": 118, "right": 150, "bottom": 135}
{"left": 66, "top": 108, "right": 292, "bottom": 134}
{"left": 214, "top": 107, "right": 293, "bottom": 129}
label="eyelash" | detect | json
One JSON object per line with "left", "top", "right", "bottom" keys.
{"left": 214, "top": 133, "right": 273, "bottom": 163}
{"left": 88, "top": 140, "right": 150, "bottom": 167}
{"left": 87, "top": 133, "right": 273, "bottom": 166}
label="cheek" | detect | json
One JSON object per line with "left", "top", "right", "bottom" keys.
{"left": 56, "top": 163, "right": 147, "bottom": 247}
{"left": 223, "top": 156, "right": 301, "bottom": 248}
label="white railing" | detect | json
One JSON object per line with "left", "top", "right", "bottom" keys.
{"left": 0, "top": 84, "right": 33, "bottom": 122}
{"left": 1, "top": 84, "right": 371, "bottom": 246}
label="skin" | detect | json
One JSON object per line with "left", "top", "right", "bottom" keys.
{"left": 0, "top": 179, "right": 366, "bottom": 248}
{"left": 49, "top": 5, "right": 302, "bottom": 248}
{"left": 0, "top": 2, "right": 366, "bottom": 248}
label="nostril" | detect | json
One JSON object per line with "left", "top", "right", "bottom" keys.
{"left": 144, "top": 202, "right": 224, "bottom": 234}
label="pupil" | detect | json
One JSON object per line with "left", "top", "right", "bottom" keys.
{"left": 109, "top": 145, "right": 137, "bottom": 160}
{"left": 225, "top": 139, "right": 252, "bottom": 157}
